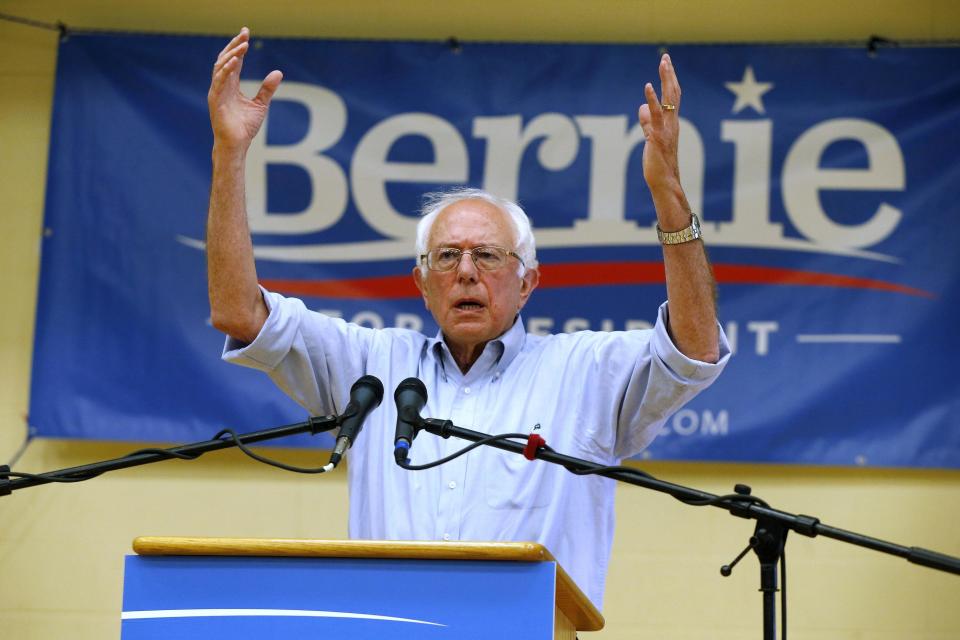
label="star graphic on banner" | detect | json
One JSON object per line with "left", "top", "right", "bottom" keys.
{"left": 724, "top": 66, "right": 774, "bottom": 114}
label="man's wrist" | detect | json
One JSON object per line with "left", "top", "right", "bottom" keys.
{"left": 650, "top": 181, "right": 693, "bottom": 230}
{"left": 657, "top": 213, "right": 702, "bottom": 245}
{"left": 212, "top": 138, "right": 250, "bottom": 159}
{"left": 211, "top": 143, "right": 249, "bottom": 171}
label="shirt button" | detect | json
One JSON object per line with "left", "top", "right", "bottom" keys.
{"left": 463, "top": 387, "right": 471, "bottom": 394}
{"left": 442, "top": 533, "right": 451, "bottom": 541}
{"left": 448, "top": 481, "right": 457, "bottom": 489}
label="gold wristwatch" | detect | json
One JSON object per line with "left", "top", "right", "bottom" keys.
{"left": 656, "top": 213, "right": 702, "bottom": 245}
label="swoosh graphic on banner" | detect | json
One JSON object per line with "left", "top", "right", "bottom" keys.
{"left": 121, "top": 608, "right": 444, "bottom": 626}
{"left": 259, "top": 262, "right": 935, "bottom": 300}
{"left": 178, "top": 234, "right": 901, "bottom": 263}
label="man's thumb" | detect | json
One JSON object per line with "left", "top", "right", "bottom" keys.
{"left": 254, "top": 70, "right": 284, "bottom": 106}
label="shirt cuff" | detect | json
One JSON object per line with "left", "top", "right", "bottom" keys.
{"left": 221, "top": 287, "right": 299, "bottom": 371}
{"left": 652, "top": 301, "right": 731, "bottom": 381}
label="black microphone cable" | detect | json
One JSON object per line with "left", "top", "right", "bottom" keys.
{"left": 0, "top": 376, "right": 385, "bottom": 486}
{"left": 396, "top": 432, "right": 533, "bottom": 470}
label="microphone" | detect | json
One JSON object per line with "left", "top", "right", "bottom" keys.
{"left": 328, "top": 375, "right": 385, "bottom": 468}
{"left": 393, "top": 377, "right": 427, "bottom": 464}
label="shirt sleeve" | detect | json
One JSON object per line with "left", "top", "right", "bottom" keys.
{"left": 221, "top": 288, "right": 373, "bottom": 416}
{"left": 608, "top": 301, "right": 730, "bottom": 459}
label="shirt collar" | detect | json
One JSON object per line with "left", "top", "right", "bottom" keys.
{"left": 427, "top": 315, "right": 527, "bottom": 380}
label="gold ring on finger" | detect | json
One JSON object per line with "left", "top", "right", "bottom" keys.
{"left": 661, "top": 103, "right": 677, "bottom": 111}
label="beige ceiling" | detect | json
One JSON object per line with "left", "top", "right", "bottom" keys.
{"left": 2, "top": 0, "right": 959, "bottom": 43}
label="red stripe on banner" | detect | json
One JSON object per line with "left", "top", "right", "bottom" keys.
{"left": 260, "top": 263, "right": 935, "bottom": 300}
{"left": 712, "top": 264, "right": 936, "bottom": 299}
{"left": 262, "top": 275, "right": 419, "bottom": 299}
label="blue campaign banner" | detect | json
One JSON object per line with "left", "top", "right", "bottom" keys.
{"left": 31, "top": 34, "right": 960, "bottom": 468}
{"left": 121, "top": 555, "right": 555, "bottom": 639}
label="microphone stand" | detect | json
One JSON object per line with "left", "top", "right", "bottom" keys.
{"left": 409, "top": 418, "right": 960, "bottom": 640}
{"left": 0, "top": 415, "right": 339, "bottom": 497}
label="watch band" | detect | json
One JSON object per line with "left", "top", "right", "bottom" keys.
{"left": 657, "top": 213, "right": 702, "bottom": 245}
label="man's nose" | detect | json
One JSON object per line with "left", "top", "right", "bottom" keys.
{"left": 456, "top": 251, "right": 480, "bottom": 281}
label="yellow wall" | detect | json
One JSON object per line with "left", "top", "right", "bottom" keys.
{"left": 2, "top": 2, "right": 959, "bottom": 638}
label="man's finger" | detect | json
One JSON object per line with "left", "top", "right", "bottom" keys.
{"left": 216, "top": 27, "right": 249, "bottom": 63}
{"left": 638, "top": 103, "right": 650, "bottom": 126}
{"left": 637, "top": 105, "right": 654, "bottom": 139}
{"left": 210, "top": 56, "right": 239, "bottom": 95}
{"left": 253, "top": 70, "right": 284, "bottom": 107}
{"left": 659, "top": 54, "right": 681, "bottom": 110}
{"left": 644, "top": 82, "right": 663, "bottom": 129}
{"left": 213, "top": 42, "right": 248, "bottom": 78}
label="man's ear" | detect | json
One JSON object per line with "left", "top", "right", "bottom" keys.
{"left": 518, "top": 267, "right": 540, "bottom": 309}
{"left": 412, "top": 266, "right": 429, "bottom": 308}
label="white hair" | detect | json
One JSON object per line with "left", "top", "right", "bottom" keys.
{"left": 415, "top": 188, "right": 538, "bottom": 277}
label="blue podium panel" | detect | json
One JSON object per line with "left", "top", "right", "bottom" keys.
{"left": 122, "top": 555, "right": 556, "bottom": 639}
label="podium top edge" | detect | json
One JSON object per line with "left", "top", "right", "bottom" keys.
{"left": 132, "top": 536, "right": 604, "bottom": 631}
{"left": 132, "top": 537, "right": 554, "bottom": 561}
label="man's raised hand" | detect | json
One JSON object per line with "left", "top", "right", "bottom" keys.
{"left": 208, "top": 27, "right": 283, "bottom": 153}
{"left": 638, "top": 53, "right": 683, "bottom": 195}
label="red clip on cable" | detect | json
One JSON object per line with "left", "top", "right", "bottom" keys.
{"left": 523, "top": 433, "right": 546, "bottom": 460}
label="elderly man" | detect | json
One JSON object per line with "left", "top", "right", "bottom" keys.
{"left": 207, "top": 28, "right": 729, "bottom": 608}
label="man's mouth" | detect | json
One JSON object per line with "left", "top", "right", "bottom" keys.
{"left": 455, "top": 299, "right": 484, "bottom": 311}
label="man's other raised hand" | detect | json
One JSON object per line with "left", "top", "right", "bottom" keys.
{"left": 208, "top": 27, "right": 283, "bottom": 153}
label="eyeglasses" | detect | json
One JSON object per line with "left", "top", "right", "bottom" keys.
{"left": 420, "top": 246, "right": 524, "bottom": 272}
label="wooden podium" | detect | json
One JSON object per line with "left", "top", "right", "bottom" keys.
{"left": 122, "top": 537, "right": 604, "bottom": 639}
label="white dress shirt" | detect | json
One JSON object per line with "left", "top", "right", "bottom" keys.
{"left": 224, "top": 289, "right": 730, "bottom": 608}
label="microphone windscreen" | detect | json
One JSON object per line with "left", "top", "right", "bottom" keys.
{"left": 394, "top": 377, "right": 427, "bottom": 404}
{"left": 352, "top": 375, "right": 385, "bottom": 408}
